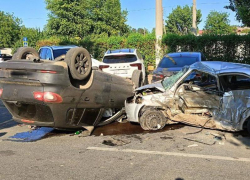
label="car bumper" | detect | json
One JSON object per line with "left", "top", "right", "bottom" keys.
{"left": 125, "top": 100, "right": 144, "bottom": 123}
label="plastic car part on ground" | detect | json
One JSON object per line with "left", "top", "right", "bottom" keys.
{"left": 7, "top": 127, "right": 54, "bottom": 142}
{"left": 125, "top": 61, "right": 250, "bottom": 133}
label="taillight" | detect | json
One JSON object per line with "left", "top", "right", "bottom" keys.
{"left": 33, "top": 92, "right": 63, "bottom": 103}
{"left": 99, "top": 65, "right": 109, "bottom": 71}
{"left": 130, "top": 63, "right": 142, "bottom": 70}
{"left": 39, "top": 70, "right": 57, "bottom": 74}
{"left": 0, "top": 89, "right": 3, "bottom": 98}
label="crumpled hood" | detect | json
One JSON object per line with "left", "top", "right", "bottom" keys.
{"left": 135, "top": 81, "right": 165, "bottom": 92}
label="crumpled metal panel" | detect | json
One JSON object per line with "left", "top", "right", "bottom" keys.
{"left": 213, "top": 90, "right": 250, "bottom": 131}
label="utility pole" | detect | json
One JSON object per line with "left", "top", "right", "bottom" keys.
{"left": 155, "top": 0, "right": 163, "bottom": 67}
{"left": 192, "top": 0, "right": 197, "bottom": 34}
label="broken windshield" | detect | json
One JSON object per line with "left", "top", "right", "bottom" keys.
{"left": 162, "top": 67, "right": 188, "bottom": 90}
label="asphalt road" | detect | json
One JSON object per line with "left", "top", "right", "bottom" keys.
{"left": 1, "top": 100, "right": 250, "bottom": 180}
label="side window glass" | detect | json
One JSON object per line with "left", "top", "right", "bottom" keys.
{"left": 39, "top": 48, "right": 47, "bottom": 59}
{"left": 45, "top": 49, "right": 53, "bottom": 60}
{"left": 219, "top": 74, "right": 250, "bottom": 91}
{"left": 183, "top": 71, "right": 218, "bottom": 91}
{"left": 201, "top": 53, "right": 206, "bottom": 61}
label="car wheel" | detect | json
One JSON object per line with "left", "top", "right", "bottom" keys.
{"left": 65, "top": 47, "right": 92, "bottom": 80}
{"left": 12, "top": 47, "right": 39, "bottom": 60}
{"left": 132, "top": 70, "right": 143, "bottom": 89}
{"left": 139, "top": 108, "right": 166, "bottom": 130}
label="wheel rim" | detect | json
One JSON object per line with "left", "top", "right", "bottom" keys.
{"left": 146, "top": 113, "right": 163, "bottom": 130}
{"left": 22, "top": 52, "right": 37, "bottom": 60}
{"left": 74, "top": 53, "right": 89, "bottom": 75}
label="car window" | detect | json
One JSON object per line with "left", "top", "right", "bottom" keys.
{"left": 219, "top": 74, "right": 250, "bottom": 92}
{"left": 182, "top": 70, "right": 218, "bottom": 91}
{"left": 53, "top": 49, "right": 70, "bottom": 59}
{"left": 201, "top": 53, "right": 206, "bottom": 61}
{"left": 158, "top": 56, "right": 198, "bottom": 68}
{"left": 162, "top": 67, "right": 189, "bottom": 90}
{"left": 45, "top": 49, "right": 53, "bottom": 60}
{"left": 103, "top": 55, "right": 137, "bottom": 63}
{"left": 39, "top": 48, "right": 47, "bottom": 59}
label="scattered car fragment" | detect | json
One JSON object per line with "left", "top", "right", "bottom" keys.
{"left": 152, "top": 52, "right": 206, "bottom": 83}
{"left": 125, "top": 61, "right": 250, "bottom": 134}
{"left": 100, "top": 49, "right": 146, "bottom": 88}
{"left": 0, "top": 47, "right": 134, "bottom": 132}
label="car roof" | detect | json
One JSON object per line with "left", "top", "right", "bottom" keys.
{"left": 105, "top": 49, "right": 136, "bottom": 55}
{"left": 190, "top": 61, "right": 250, "bottom": 75}
{"left": 40, "top": 45, "right": 78, "bottom": 50}
{"left": 167, "top": 52, "right": 201, "bottom": 57}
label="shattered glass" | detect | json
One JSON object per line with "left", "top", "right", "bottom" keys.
{"left": 162, "top": 67, "right": 188, "bottom": 90}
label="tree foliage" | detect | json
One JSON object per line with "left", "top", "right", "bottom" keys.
{"left": 12, "top": 27, "right": 45, "bottom": 52}
{"left": 45, "top": 0, "right": 129, "bottom": 38}
{"left": 204, "top": 11, "right": 235, "bottom": 34}
{"left": 0, "top": 11, "right": 21, "bottom": 48}
{"left": 165, "top": 5, "right": 202, "bottom": 34}
{"left": 225, "top": 0, "right": 250, "bottom": 27}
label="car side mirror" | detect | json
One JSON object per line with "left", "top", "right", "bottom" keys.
{"left": 142, "top": 55, "right": 145, "bottom": 59}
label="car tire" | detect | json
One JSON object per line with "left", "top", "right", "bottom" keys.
{"left": 12, "top": 47, "right": 39, "bottom": 60}
{"left": 132, "top": 70, "right": 143, "bottom": 89}
{"left": 139, "top": 108, "right": 166, "bottom": 130}
{"left": 65, "top": 47, "right": 92, "bottom": 80}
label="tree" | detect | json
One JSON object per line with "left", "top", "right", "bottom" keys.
{"left": 225, "top": 0, "right": 250, "bottom": 27}
{"left": 45, "top": 0, "right": 129, "bottom": 38}
{"left": 204, "top": 11, "right": 235, "bottom": 34}
{"left": 165, "top": 5, "right": 202, "bottom": 34}
{"left": 12, "top": 27, "right": 45, "bottom": 51}
{"left": 0, "top": 11, "right": 21, "bottom": 48}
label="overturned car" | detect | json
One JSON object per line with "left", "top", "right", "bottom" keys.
{"left": 0, "top": 47, "right": 135, "bottom": 131}
{"left": 125, "top": 61, "right": 250, "bottom": 133}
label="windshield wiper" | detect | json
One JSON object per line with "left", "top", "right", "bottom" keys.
{"left": 164, "top": 54, "right": 177, "bottom": 65}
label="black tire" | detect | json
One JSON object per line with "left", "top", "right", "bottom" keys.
{"left": 139, "top": 108, "right": 166, "bottom": 130}
{"left": 65, "top": 47, "right": 92, "bottom": 80}
{"left": 132, "top": 70, "right": 143, "bottom": 89}
{"left": 12, "top": 47, "right": 39, "bottom": 60}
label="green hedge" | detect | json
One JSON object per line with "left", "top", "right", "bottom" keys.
{"left": 162, "top": 33, "right": 250, "bottom": 64}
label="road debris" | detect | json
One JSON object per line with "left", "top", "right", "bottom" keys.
{"left": 183, "top": 137, "right": 216, "bottom": 145}
{"left": 187, "top": 144, "right": 199, "bottom": 148}
{"left": 102, "top": 137, "right": 131, "bottom": 146}
{"left": 160, "top": 136, "right": 174, "bottom": 140}
{"left": 6, "top": 127, "right": 54, "bottom": 142}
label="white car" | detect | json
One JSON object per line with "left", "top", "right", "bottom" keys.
{"left": 99, "top": 49, "right": 146, "bottom": 87}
